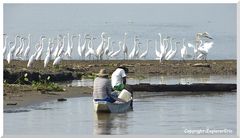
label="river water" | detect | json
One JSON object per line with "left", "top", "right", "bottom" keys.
{"left": 4, "top": 75, "right": 236, "bottom": 135}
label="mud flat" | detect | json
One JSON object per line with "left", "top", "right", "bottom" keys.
{"left": 4, "top": 84, "right": 92, "bottom": 110}
{"left": 3, "top": 60, "right": 236, "bottom": 83}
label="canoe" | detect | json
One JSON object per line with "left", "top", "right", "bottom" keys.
{"left": 93, "top": 99, "right": 132, "bottom": 113}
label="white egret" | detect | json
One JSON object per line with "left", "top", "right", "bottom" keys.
{"left": 35, "top": 35, "right": 46, "bottom": 60}
{"left": 96, "top": 32, "right": 106, "bottom": 60}
{"left": 139, "top": 39, "right": 151, "bottom": 59}
{"left": 128, "top": 36, "right": 138, "bottom": 59}
{"left": 110, "top": 41, "right": 122, "bottom": 59}
{"left": 104, "top": 37, "right": 111, "bottom": 57}
{"left": 27, "top": 43, "right": 40, "bottom": 68}
{"left": 44, "top": 39, "right": 53, "bottom": 68}
{"left": 52, "top": 40, "right": 60, "bottom": 59}
{"left": 81, "top": 34, "right": 90, "bottom": 60}
{"left": 187, "top": 42, "right": 199, "bottom": 59}
{"left": 122, "top": 32, "right": 128, "bottom": 60}
{"left": 6, "top": 42, "right": 14, "bottom": 64}
{"left": 24, "top": 34, "right": 31, "bottom": 60}
{"left": 165, "top": 41, "right": 179, "bottom": 60}
{"left": 77, "top": 34, "right": 82, "bottom": 58}
{"left": 64, "top": 33, "right": 71, "bottom": 58}
{"left": 107, "top": 41, "right": 115, "bottom": 57}
{"left": 180, "top": 39, "right": 187, "bottom": 60}
{"left": 158, "top": 33, "right": 165, "bottom": 55}
{"left": 14, "top": 37, "right": 24, "bottom": 58}
{"left": 3, "top": 34, "right": 8, "bottom": 59}
{"left": 57, "top": 35, "right": 66, "bottom": 57}
{"left": 135, "top": 41, "right": 141, "bottom": 59}
{"left": 155, "top": 40, "right": 161, "bottom": 58}
{"left": 9, "top": 35, "right": 20, "bottom": 57}
{"left": 165, "top": 38, "right": 174, "bottom": 59}
{"left": 53, "top": 51, "right": 64, "bottom": 66}
{"left": 18, "top": 37, "right": 26, "bottom": 57}
{"left": 85, "top": 37, "right": 96, "bottom": 60}
{"left": 158, "top": 38, "right": 168, "bottom": 62}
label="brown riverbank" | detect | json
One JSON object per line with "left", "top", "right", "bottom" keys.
{"left": 4, "top": 84, "right": 92, "bottom": 110}
{"left": 3, "top": 59, "right": 236, "bottom": 109}
{"left": 3, "top": 60, "right": 237, "bottom": 83}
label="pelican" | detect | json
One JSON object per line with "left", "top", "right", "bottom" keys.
{"left": 139, "top": 39, "right": 151, "bottom": 59}
{"left": 196, "top": 32, "right": 213, "bottom": 40}
{"left": 197, "top": 41, "right": 214, "bottom": 60}
{"left": 122, "top": 32, "right": 128, "bottom": 60}
{"left": 110, "top": 41, "right": 122, "bottom": 59}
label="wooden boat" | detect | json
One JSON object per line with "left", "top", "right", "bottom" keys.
{"left": 93, "top": 99, "right": 132, "bottom": 113}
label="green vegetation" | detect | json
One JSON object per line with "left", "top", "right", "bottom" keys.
{"left": 24, "top": 73, "right": 64, "bottom": 92}
{"left": 82, "top": 73, "right": 97, "bottom": 80}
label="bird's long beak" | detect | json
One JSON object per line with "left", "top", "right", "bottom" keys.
{"left": 205, "top": 35, "right": 213, "bottom": 40}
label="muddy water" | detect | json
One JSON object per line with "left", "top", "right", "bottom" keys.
{"left": 4, "top": 93, "right": 236, "bottom": 135}
{"left": 70, "top": 74, "right": 236, "bottom": 87}
{"left": 4, "top": 75, "right": 236, "bottom": 135}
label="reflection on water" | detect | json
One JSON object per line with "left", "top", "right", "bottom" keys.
{"left": 70, "top": 75, "right": 236, "bottom": 87}
{"left": 93, "top": 113, "right": 128, "bottom": 135}
{"left": 4, "top": 92, "right": 236, "bottom": 135}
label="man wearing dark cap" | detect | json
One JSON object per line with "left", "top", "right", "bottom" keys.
{"left": 93, "top": 69, "right": 124, "bottom": 103}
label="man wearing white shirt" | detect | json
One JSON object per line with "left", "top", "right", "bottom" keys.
{"left": 111, "top": 65, "right": 133, "bottom": 109}
{"left": 111, "top": 65, "right": 128, "bottom": 91}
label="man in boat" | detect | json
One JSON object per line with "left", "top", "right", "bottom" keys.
{"left": 111, "top": 64, "right": 133, "bottom": 109}
{"left": 111, "top": 64, "right": 129, "bottom": 91}
{"left": 93, "top": 69, "right": 125, "bottom": 103}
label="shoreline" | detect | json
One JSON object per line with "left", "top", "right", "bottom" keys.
{"left": 4, "top": 85, "right": 92, "bottom": 110}
{"left": 3, "top": 59, "right": 237, "bottom": 110}
{"left": 4, "top": 60, "right": 237, "bottom": 84}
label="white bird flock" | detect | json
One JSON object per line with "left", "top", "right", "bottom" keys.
{"left": 3, "top": 32, "right": 213, "bottom": 68}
